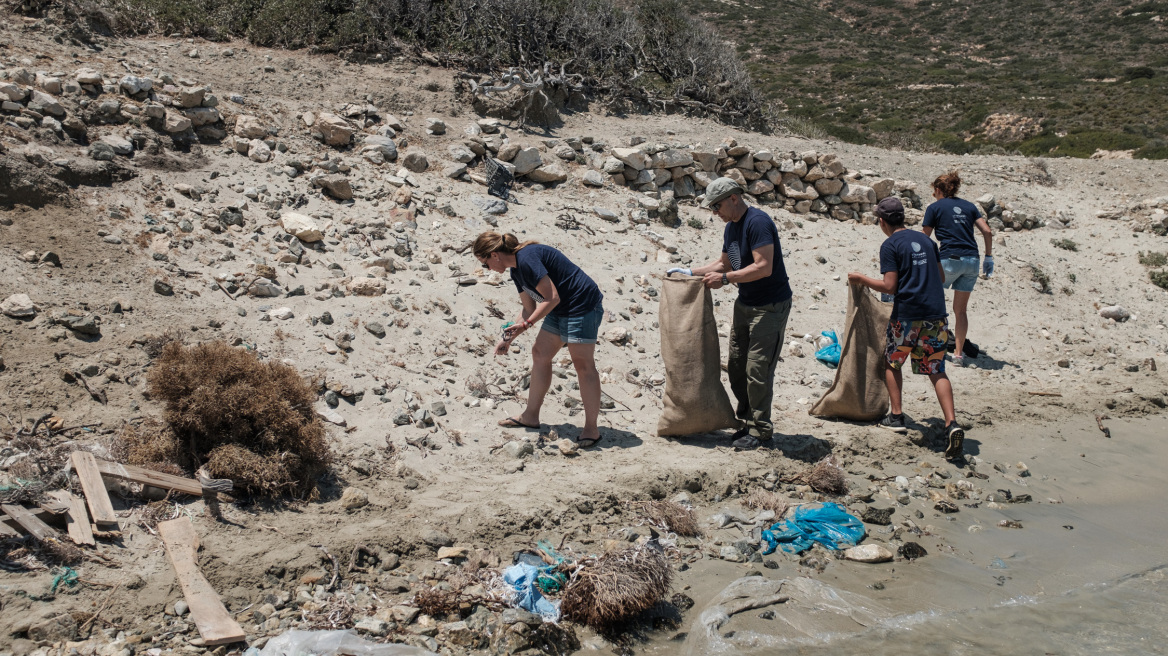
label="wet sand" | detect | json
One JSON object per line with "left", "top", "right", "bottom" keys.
{"left": 647, "top": 415, "right": 1168, "bottom": 654}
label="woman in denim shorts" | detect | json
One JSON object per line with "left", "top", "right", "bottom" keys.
{"left": 922, "top": 172, "right": 994, "bottom": 366}
{"left": 473, "top": 232, "right": 606, "bottom": 447}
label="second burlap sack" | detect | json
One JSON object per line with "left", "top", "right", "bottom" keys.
{"left": 809, "top": 283, "right": 892, "bottom": 421}
{"left": 657, "top": 274, "right": 738, "bottom": 436}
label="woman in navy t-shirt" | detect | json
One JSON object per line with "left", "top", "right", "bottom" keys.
{"left": 922, "top": 171, "right": 994, "bottom": 365}
{"left": 473, "top": 231, "right": 606, "bottom": 447}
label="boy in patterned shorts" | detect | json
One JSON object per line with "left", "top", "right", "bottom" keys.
{"left": 848, "top": 197, "right": 965, "bottom": 460}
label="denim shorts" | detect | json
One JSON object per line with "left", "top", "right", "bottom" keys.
{"left": 942, "top": 256, "right": 980, "bottom": 293}
{"left": 541, "top": 306, "right": 604, "bottom": 344}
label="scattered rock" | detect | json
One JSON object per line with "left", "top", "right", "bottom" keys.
{"left": 402, "top": 150, "right": 429, "bottom": 173}
{"left": 1, "top": 294, "right": 37, "bottom": 318}
{"left": 860, "top": 507, "right": 894, "bottom": 525}
{"left": 281, "top": 213, "right": 323, "bottom": 242}
{"left": 843, "top": 544, "right": 894, "bottom": 563}
{"left": 502, "top": 440, "right": 534, "bottom": 459}
{"left": 1099, "top": 305, "right": 1130, "bottom": 322}
{"left": 340, "top": 487, "right": 369, "bottom": 509}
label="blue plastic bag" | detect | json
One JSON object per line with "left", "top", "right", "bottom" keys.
{"left": 814, "top": 330, "right": 840, "bottom": 367}
{"left": 761, "top": 502, "right": 866, "bottom": 555}
{"left": 503, "top": 563, "right": 560, "bottom": 621}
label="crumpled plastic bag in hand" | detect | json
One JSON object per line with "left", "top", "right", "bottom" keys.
{"left": 258, "top": 630, "right": 438, "bottom": 656}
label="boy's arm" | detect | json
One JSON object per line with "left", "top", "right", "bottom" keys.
{"left": 847, "top": 270, "right": 898, "bottom": 294}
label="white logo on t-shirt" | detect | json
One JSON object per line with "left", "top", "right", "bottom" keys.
{"left": 728, "top": 243, "right": 743, "bottom": 270}
{"left": 953, "top": 207, "right": 964, "bottom": 216}
{"left": 911, "top": 241, "right": 921, "bottom": 253}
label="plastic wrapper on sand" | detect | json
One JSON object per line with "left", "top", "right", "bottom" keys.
{"left": 259, "top": 630, "right": 438, "bottom": 656}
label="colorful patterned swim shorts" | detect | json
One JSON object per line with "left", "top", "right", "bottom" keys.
{"left": 885, "top": 319, "right": 950, "bottom": 375}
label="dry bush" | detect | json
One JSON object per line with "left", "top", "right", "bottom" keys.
{"left": 743, "top": 489, "right": 789, "bottom": 516}
{"left": 136, "top": 340, "right": 331, "bottom": 496}
{"left": 415, "top": 588, "right": 464, "bottom": 618}
{"left": 807, "top": 457, "right": 848, "bottom": 496}
{"left": 120, "top": 419, "right": 186, "bottom": 474}
{"left": 561, "top": 543, "right": 672, "bottom": 631}
{"left": 633, "top": 501, "right": 700, "bottom": 537}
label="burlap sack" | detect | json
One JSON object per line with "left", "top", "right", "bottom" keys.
{"left": 657, "top": 275, "right": 738, "bottom": 436}
{"left": 809, "top": 284, "right": 892, "bottom": 421}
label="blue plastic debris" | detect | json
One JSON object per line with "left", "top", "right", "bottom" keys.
{"left": 814, "top": 331, "right": 841, "bottom": 367}
{"left": 761, "top": 502, "right": 866, "bottom": 555}
{"left": 502, "top": 563, "right": 560, "bottom": 621}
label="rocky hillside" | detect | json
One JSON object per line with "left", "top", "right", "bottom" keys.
{"left": 692, "top": 0, "right": 1168, "bottom": 157}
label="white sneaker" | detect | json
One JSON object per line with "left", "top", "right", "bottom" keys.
{"left": 951, "top": 355, "right": 964, "bottom": 367}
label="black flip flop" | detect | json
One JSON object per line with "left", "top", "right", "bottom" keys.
{"left": 498, "top": 416, "right": 539, "bottom": 429}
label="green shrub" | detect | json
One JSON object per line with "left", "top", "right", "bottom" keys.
{"left": 1135, "top": 144, "right": 1168, "bottom": 160}
{"left": 1152, "top": 270, "right": 1168, "bottom": 290}
{"left": 1018, "top": 131, "right": 1146, "bottom": 158}
{"left": 687, "top": 217, "right": 705, "bottom": 230}
{"left": 1124, "top": 66, "right": 1156, "bottom": 80}
{"left": 1029, "top": 264, "right": 1052, "bottom": 293}
{"left": 1051, "top": 238, "right": 1079, "bottom": 251}
{"left": 1138, "top": 251, "right": 1168, "bottom": 267}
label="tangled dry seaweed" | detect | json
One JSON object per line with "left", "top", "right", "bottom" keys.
{"left": 631, "top": 500, "right": 701, "bottom": 537}
{"left": 124, "top": 341, "right": 332, "bottom": 496}
{"left": 561, "top": 542, "right": 672, "bottom": 631}
{"left": 743, "top": 489, "right": 790, "bottom": 516}
{"left": 807, "top": 457, "right": 848, "bottom": 496}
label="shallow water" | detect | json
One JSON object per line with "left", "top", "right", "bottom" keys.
{"left": 645, "top": 416, "right": 1168, "bottom": 655}
{"left": 782, "top": 565, "right": 1168, "bottom": 655}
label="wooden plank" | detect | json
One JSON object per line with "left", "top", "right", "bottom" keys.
{"left": 47, "top": 491, "right": 95, "bottom": 547}
{"left": 92, "top": 459, "right": 206, "bottom": 497}
{"left": 0, "top": 517, "right": 20, "bottom": 537}
{"left": 70, "top": 452, "right": 118, "bottom": 527}
{"left": 157, "top": 517, "right": 246, "bottom": 646}
{"left": 1, "top": 504, "right": 61, "bottom": 541}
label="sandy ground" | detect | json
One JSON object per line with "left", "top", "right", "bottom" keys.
{"left": 2, "top": 16, "right": 1168, "bottom": 656}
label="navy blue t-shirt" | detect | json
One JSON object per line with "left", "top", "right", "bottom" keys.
{"left": 880, "top": 229, "right": 947, "bottom": 322}
{"left": 722, "top": 207, "right": 793, "bottom": 307}
{"left": 510, "top": 244, "right": 603, "bottom": 317}
{"left": 923, "top": 197, "right": 982, "bottom": 258}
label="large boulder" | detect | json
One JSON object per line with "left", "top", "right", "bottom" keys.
{"left": 315, "top": 174, "right": 354, "bottom": 200}
{"left": 526, "top": 163, "right": 568, "bottom": 184}
{"left": 281, "top": 213, "right": 323, "bottom": 242}
{"left": 349, "top": 278, "right": 387, "bottom": 296}
{"left": 27, "top": 90, "right": 64, "bottom": 117}
{"left": 839, "top": 183, "right": 875, "bottom": 204}
{"left": 511, "top": 147, "right": 543, "bottom": 175}
{"left": 234, "top": 114, "right": 267, "bottom": 139}
{"left": 651, "top": 149, "right": 693, "bottom": 169}
{"left": 779, "top": 173, "right": 818, "bottom": 201}
{"left": 360, "top": 136, "right": 398, "bottom": 164}
{"left": 248, "top": 139, "right": 271, "bottom": 163}
{"left": 164, "top": 111, "right": 192, "bottom": 133}
{"left": 612, "top": 147, "right": 651, "bottom": 171}
{"left": 813, "top": 178, "right": 843, "bottom": 196}
{"left": 0, "top": 83, "right": 29, "bottom": 102}
{"left": 316, "top": 112, "right": 355, "bottom": 146}
{"left": 401, "top": 151, "right": 429, "bottom": 173}
{"left": 1, "top": 293, "right": 37, "bottom": 318}
{"left": 178, "top": 86, "right": 206, "bottom": 108}
{"left": 183, "top": 107, "right": 220, "bottom": 127}
{"left": 118, "top": 75, "right": 152, "bottom": 95}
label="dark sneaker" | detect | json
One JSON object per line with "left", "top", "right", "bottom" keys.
{"left": 730, "top": 426, "right": 751, "bottom": 440}
{"left": 944, "top": 423, "right": 965, "bottom": 460}
{"left": 879, "top": 414, "right": 907, "bottom": 433}
{"left": 732, "top": 434, "right": 771, "bottom": 450}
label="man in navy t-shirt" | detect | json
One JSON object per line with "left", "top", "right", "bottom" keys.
{"left": 848, "top": 197, "right": 965, "bottom": 460}
{"left": 668, "top": 178, "right": 793, "bottom": 449}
